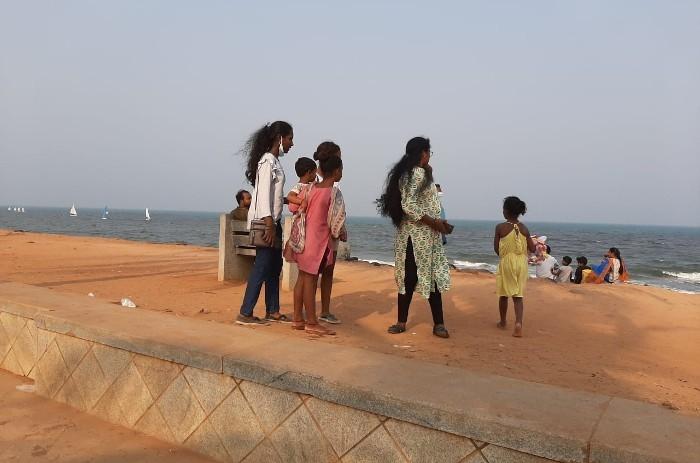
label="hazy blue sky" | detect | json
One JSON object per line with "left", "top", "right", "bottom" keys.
{"left": 1, "top": 1, "right": 699, "bottom": 226}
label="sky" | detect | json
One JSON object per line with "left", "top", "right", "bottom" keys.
{"left": 1, "top": 1, "right": 699, "bottom": 226}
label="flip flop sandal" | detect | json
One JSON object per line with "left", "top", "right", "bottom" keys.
{"left": 305, "top": 324, "right": 336, "bottom": 336}
{"left": 266, "top": 313, "right": 291, "bottom": 323}
{"left": 291, "top": 321, "right": 306, "bottom": 330}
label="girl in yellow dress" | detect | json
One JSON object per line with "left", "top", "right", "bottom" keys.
{"left": 494, "top": 197, "right": 536, "bottom": 337}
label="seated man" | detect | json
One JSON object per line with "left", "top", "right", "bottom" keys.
{"left": 573, "top": 256, "right": 592, "bottom": 284}
{"left": 535, "top": 245, "right": 559, "bottom": 280}
{"left": 552, "top": 256, "right": 573, "bottom": 283}
{"left": 231, "top": 189, "right": 251, "bottom": 221}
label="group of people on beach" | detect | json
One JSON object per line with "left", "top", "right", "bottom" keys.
{"left": 531, "top": 245, "right": 628, "bottom": 285}
{"left": 232, "top": 120, "right": 628, "bottom": 339}
{"left": 233, "top": 122, "right": 347, "bottom": 336}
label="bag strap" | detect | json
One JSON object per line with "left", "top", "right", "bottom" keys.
{"left": 300, "top": 182, "right": 314, "bottom": 215}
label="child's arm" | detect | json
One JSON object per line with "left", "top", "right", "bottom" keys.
{"left": 287, "top": 191, "right": 303, "bottom": 206}
{"left": 493, "top": 224, "right": 501, "bottom": 256}
{"left": 519, "top": 223, "right": 537, "bottom": 253}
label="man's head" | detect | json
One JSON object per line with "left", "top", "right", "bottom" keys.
{"left": 236, "top": 189, "right": 252, "bottom": 208}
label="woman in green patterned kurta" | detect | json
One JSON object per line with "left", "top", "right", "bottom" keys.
{"left": 378, "top": 137, "right": 453, "bottom": 338}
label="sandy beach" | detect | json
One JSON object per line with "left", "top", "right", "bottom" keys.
{"left": 1, "top": 229, "right": 699, "bottom": 416}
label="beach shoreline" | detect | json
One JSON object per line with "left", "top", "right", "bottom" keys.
{"left": 1, "top": 228, "right": 699, "bottom": 416}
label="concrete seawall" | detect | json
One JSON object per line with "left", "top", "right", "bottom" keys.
{"left": 1, "top": 282, "right": 698, "bottom": 463}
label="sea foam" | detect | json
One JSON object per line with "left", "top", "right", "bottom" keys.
{"left": 662, "top": 271, "right": 700, "bottom": 284}
{"left": 453, "top": 260, "right": 497, "bottom": 273}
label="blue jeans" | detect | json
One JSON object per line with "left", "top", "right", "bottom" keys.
{"left": 240, "top": 226, "right": 283, "bottom": 317}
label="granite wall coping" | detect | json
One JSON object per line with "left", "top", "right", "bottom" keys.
{"left": 1, "top": 282, "right": 698, "bottom": 463}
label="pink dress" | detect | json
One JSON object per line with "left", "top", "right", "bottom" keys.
{"left": 294, "top": 187, "right": 334, "bottom": 274}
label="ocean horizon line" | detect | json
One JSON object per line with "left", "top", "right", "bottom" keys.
{"left": 4, "top": 205, "right": 699, "bottom": 230}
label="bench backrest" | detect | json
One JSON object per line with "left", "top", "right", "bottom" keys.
{"left": 231, "top": 220, "right": 251, "bottom": 247}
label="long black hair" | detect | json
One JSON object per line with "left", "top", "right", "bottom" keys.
{"left": 377, "top": 137, "right": 433, "bottom": 227}
{"left": 609, "top": 247, "right": 625, "bottom": 274}
{"left": 241, "top": 121, "right": 293, "bottom": 186}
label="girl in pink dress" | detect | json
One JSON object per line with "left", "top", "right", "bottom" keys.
{"left": 291, "top": 150, "right": 345, "bottom": 335}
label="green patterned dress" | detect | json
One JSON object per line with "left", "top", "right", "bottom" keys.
{"left": 394, "top": 167, "right": 451, "bottom": 298}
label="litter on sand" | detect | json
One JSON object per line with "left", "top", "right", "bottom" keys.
{"left": 16, "top": 384, "right": 36, "bottom": 393}
{"left": 120, "top": 297, "right": 137, "bottom": 308}
{"left": 393, "top": 345, "right": 413, "bottom": 349}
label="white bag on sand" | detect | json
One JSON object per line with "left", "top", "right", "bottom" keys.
{"left": 120, "top": 298, "right": 137, "bottom": 308}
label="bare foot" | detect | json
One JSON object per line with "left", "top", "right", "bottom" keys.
{"left": 497, "top": 321, "right": 506, "bottom": 330}
{"left": 512, "top": 322, "right": 523, "bottom": 338}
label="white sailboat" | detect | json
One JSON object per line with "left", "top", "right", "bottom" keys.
{"left": 20, "top": 207, "right": 25, "bottom": 213}
{"left": 101, "top": 206, "right": 109, "bottom": 220}
{"left": 7, "top": 206, "right": 10, "bottom": 211}
{"left": 145, "top": 207, "right": 151, "bottom": 222}
{"left": 69, "top": 204, "right": 78, "bottom": 217}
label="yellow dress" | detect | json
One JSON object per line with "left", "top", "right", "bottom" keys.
{"left": 496, "top": 223, "right": 528, "bottom": 298}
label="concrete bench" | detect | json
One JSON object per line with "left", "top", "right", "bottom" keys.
{"left": 217, "top": 214, "right": 299, "bottom": 291}
{"left": 217, "top": 214, "right": 256, "bottom": 282}
{"left": 218, "top": 213, "right": 350, "bottom": 291}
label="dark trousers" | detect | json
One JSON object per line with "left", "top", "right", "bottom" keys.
{"left": 240, "top": 223, "right": 282, "bottom": 317}
{"left": 398, "top": 238, "right": 444, "bottom": 325}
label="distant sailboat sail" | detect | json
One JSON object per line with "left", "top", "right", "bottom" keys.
{"left": 69, "top": 204, "right": 78, "bottom": 217}
{"left": 21, "top": 207, "right": 25, "bottom": 213}
{"left": 145, "top": 207, "right": 151, "bottom": 221}
{"left": 7, "top": 206, "right": 10, "bottom": 211}
{"left": 101, "top": 206, "right": 109, "bottom": 220}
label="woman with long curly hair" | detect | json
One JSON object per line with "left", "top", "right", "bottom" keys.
{"left": 378, "top": 137, "right": 453, "bottom": 338}
{"left": 237, "top": 121, "right": 294, "bottom": 325}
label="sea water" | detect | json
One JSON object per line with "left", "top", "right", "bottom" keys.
{"left": 1, "top": 208, "right": 698, "bottom": 294}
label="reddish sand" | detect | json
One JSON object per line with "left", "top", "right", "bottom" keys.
{"left": 1, "top": 230, "right": 699, "bottom": 416}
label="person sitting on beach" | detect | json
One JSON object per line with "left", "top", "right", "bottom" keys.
{"left": 286, "top": 148, "right": 346, "bottom": 335}
{"left": 552, "top": 256, "right": 573, "bottom": 283}
{"left": 237, "top": 121, "right": 294, "bottom": 326}
{"left": 534, "top": 245, "right": 558, "bottom": 280}
{"left": 572, "top": 256, "right": 591, "bottom": 284}
{"left": 495, "top": 196, "right": 537, "bottom": 338}
{"left": 587, "top": 247, "right": 629, "bottom": 284}
{"left": 287, "top": 157, "right": 317, "bottom": 214}
{"left": 313, "top": 142, "right": 346, "bottom": 325}
{"left": 231, "top": 189, "right": 251, "bottom": 221}
{"left": 379, "top": 137, "right": 453, "bottom": 339}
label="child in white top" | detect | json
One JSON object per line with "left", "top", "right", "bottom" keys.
{"left": 287, "top": 157, "right": 317, "bottom": 214}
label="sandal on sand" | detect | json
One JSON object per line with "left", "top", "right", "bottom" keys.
{"left": 387, "top": 324, "right": 406, "bottom": 334}
{"left": 433, "top": 325, "right": 450, "bottom": 339}
{"left": 265, "top": 313, "right": 292, "bottom": 323}
{"left": 513, "top": 322, "right": 523, "bottom": 338}
{"left": 291, "top": 320, "right": 305, "bottom": 330}
{"left": 305, "top": 324, "right": 336, "bottom": 336}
